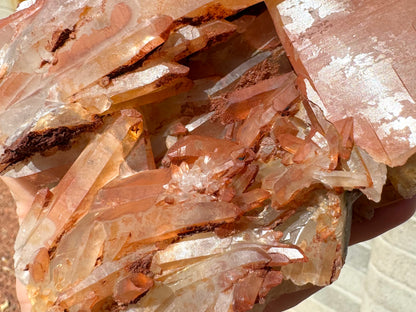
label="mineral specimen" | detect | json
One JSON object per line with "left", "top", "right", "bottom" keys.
{"left": 0, "top": 0, "right": 415, "bottom": 311}
{"left": 267, "top": 0, "right": 416, "bottom": 167}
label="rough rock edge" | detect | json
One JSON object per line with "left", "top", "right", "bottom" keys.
{"left": 0, "top": 115, "right": 103, "bottom": 172}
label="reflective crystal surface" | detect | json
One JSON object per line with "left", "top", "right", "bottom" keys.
{"left": 266, "top": 0, "right": 416, "bottom": 167}
{"left": 0, "top": 1, "right": 414, "bottom": 311}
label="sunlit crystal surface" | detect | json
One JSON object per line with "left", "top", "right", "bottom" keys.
{"left": 0, "top": 1, "right": 415, "bottom": 311}
{"left": 266, "top": 0, "right": 416, "bottom": 167}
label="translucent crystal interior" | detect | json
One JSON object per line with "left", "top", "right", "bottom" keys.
{"left": 0, "top": 1, "right": 414, "bottom": 312}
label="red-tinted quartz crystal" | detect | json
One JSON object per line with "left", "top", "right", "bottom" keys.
{"left": 0, "top": 1, "right": 414, "bottom": 312}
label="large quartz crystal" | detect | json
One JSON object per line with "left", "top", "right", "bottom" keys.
{"left": 0, "top": 1, "right": 415, "bottom": 311}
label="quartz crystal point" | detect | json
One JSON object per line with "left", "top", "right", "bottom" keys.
{"left": 0, "top": 0, "right": 260, "bottom": 170}
{"left": 0, "top": 1, "right": 415, "bottom": 311}
{"left": 265, "top": 0, "right": 416, "bottom": 167}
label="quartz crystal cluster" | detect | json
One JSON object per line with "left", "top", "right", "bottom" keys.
{"left": 0, "top": 1, "right": 415, "bottom": 311}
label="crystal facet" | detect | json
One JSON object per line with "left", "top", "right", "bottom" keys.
{"left": 0, "top": 1, "right": 415, "bottom": 311}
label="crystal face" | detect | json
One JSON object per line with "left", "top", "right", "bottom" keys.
{"left": 266, "top": 0, "right": 416, "bottom": 167}
{"left": 0, "top": 1, "right": 415, "bottom": 311}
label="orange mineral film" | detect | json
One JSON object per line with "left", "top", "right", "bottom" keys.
{"left": 0, "top": 1, "right": 415, "bottom": 311}
{"left": 267, "top": 0, "right": 416, "bottom": 167}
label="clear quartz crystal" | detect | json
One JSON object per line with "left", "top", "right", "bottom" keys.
{"left": 0, "top": 1, "right": 415, "bottom": 311}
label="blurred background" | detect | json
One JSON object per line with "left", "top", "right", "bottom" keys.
{"left": 289, "top": 214, "right": 416, "bottom": 312}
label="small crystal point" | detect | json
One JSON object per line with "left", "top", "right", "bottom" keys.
{"left": 0, "top": 1, "right": 415, "bottom": 311}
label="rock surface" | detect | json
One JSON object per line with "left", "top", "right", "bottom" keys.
{"left": 266, "top": 0, "right": 416, "bottom": 167}
{"left": 0, "top": 1, "right": 415, "bottom": 311}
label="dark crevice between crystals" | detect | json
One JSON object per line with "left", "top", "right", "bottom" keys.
{"left": 178, "top": 222, "right": 228, "bottom": 239}
{"left": 105, "top": 28, "right": 173, "bottom": 81}
{"left": 105, "top": 18, "right": 236, "bottom": 85}
{"left": 174, "top": 3, "right": 237, "bottom": 27}
{"left": 227, "top": 1, "right": 268, "bottom": 22}
{"left": 0, "top": 115, "right": 103, "bottom": 173}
